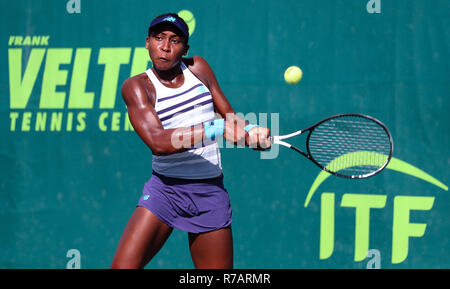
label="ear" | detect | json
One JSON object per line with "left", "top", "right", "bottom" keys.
{"left": 145, "top": 37, "right": 150, "bottom": 49}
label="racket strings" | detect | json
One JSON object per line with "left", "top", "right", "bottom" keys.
{"left": 308, "top": 115, "right": 391, "bottom": 177}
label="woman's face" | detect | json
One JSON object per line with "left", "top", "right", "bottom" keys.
{"left": 146, "top": 25, "right": 188, "bottom": 71}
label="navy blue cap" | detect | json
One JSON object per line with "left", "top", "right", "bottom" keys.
{"left": 149, "top": 15, "right": 189, "bottom": 42}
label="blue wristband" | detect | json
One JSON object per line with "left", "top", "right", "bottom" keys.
{"left": 244, "top": 124, "right": 259, "bottom": 133}
{"left": 203, "top": 118, "right": 225, "bottom": 140}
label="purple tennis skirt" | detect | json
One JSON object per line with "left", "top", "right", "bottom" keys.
{"left": 137, "top": 171, "right": 232, "bottom": 234}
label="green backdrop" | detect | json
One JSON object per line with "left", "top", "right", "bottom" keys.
{"left": 1, "top": 0, "right": 449, "bottom": 268}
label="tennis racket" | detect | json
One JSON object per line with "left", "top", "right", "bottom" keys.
{"left": 270, "top": 113, "right": 393, "bottom": 179}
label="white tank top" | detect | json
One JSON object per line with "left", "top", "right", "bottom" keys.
{"left": 145, "top": 61, "right": 222, "bottom": 179}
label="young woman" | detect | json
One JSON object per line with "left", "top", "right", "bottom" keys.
{"left": 111, "top": 13, "right": 271, "bottom": 269}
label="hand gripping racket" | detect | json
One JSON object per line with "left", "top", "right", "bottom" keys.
{"left": 270, "top": 113, "right": 393, "bottom": 179}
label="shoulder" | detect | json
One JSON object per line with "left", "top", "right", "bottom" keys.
{"left": 121, "top": 72, "right": 156, "bottom": 106}
{"left": 122, "top": 73, "right": 149, "bottom": 91}
{"left": 182, "top": 56, "right": 214, "bottom": 87}
{"left": 183, "top": 56, "right": 211, "bottom": 72}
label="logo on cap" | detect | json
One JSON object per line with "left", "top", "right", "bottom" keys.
{"left": 163, "top": 16, "right": 177, "bottom": 23}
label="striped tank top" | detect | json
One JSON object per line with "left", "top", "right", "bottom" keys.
{"left": 145, "top": 61, "right": 222, "bottom": 179}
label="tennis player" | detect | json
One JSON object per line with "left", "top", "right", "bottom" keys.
{"left": 110, "top": 13, "right": 271, "bottom": 269}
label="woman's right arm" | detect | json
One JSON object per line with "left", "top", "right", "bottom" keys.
{"left": 122, "top": 76, "right": 205, "bottom": 155}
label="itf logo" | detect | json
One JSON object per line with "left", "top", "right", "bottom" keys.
{"left": 306, "top": 154, "right": 447, "bottom": 265}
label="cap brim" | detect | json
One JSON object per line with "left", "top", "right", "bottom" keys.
{"left": 149, "top": 18, "right": 189, "bottom": 41}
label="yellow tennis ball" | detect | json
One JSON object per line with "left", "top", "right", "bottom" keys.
{"left": 178, "top": 10, "right": 196, "bottom": 36}
{"left": 284, "top": 66, "right": 303, "bottom": 85}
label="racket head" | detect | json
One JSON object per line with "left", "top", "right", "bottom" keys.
{"left": 305, "top": 113, "right": 393, "bottom": 179}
